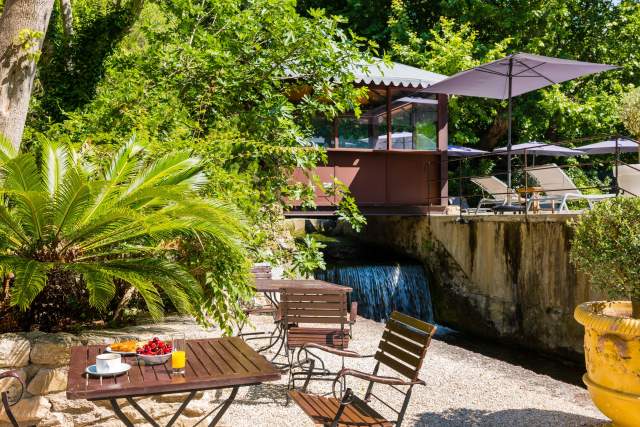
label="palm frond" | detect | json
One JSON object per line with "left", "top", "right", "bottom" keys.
{"left": 53, "top": 167, "right": 92, "bottom": 237}
{"left": 0, "top": 257, "right": 51, "bottom": 310}
{"left": 2, "top": 154, "right": 42, "bottom": 192}
{"left": 0, "top": 134, "right": 18, "bottom": 164}
{"left": 0, "top": 205, "right": 29, "bottom": 246}
{"left": 42, "top": 141, "right": 69, "bottom": 197}
{"left": 68, "top": 264, "right": 116, "bottom": 311}
{"left": 123, "top": 151, "right": 205, "bottom": 199}
{"left": 103, "top": 258, "right": 201, "bottom": 315}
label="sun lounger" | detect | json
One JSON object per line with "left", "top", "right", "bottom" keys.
{"left": 615, "top": 164, "right": 640, "bottom": 197}
{"left": 470, "top": 176, "right": 522, "bottom": 214}
{"left": 526, "top": 163, "right": 615, "bottom": 212}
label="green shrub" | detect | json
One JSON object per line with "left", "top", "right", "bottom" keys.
{"left": 0, "top": 136, "right": 251, "bottom": 331}
{"left": 570, "top": 197, "right": 640, "bottom": 318}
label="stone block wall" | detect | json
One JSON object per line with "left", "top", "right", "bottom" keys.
{"left": 354, "top": 214, "right": 599, "bottom": 360}
{"left": 0, "top": 319, "right": 220, "bottom": 426}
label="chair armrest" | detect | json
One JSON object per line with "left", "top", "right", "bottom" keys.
{"left": 332, "top": 368, "right": 424, "bottom": 399}
{"left": 301, "top": 342, "right": 370, "bottom": 358}
{"left": 336, "top": 368, "right": 425, "bottom": 387}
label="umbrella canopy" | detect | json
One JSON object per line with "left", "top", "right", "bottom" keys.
{"left": 425, "top": 52, "right": 618, "bottom": 193}
{"left": 578, "top": 139, "right": 639, "bottom": 154}
{"left": 493, "top": 142, "right": 584, "bottom": 156}
{"left": 448, "top": 145, "right": 489, "bottom": 157}
{"left": 425, "top": 53, "right": 618, "bottom": 100}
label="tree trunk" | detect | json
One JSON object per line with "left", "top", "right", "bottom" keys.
{"left": 632, "top": 296, "right": 640, "bottom": 319}
{"left": 0, "top": 0, "right": 55, "bottom": 150}
{"left": 58, "top": 0, "right": 74, "bottom": 40}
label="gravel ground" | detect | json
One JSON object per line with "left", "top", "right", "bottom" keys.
{"left": 209, "top": 315, "right": 608, "bottom": 427}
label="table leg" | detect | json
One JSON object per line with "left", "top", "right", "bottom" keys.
{"left": 207, "top": 386, "right": 239, "bottom": 427}
{"left": 109, "top": 399, "right": 135, "bottom": 427}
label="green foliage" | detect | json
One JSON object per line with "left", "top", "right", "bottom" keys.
{"left": 287, "top": 235, "right": 326, "bottom": 279}
{"left": 570, "top": 198, "right": 640, "bottom": 309}
{"left": 28, "top": 0, "right": 370, "bottom": 268}
{"left": 620, "top": 88, "right": 640, "bottom": 139}
{"left": 0, "top": 137, "right": 250, "bottom": 331}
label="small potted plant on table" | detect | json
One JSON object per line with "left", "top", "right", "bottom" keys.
{"left": 571, "top": 197, "right": 640, "bottom": 427}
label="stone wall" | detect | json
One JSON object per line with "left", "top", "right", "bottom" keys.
{"left": 0, "top": 318, "right": 220, "bottom": 426}
{"left": 352, "top": 214, "right": 598, "bottom": 360}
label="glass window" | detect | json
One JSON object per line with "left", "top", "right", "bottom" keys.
{"left": 337, "top": 88, "right": 388, "bottom": 150}
{"left": 390, "top": 96, "right": 438, "bottom": 150}
{"left": 309, "top": 117, "right": 333, "bottom": 148}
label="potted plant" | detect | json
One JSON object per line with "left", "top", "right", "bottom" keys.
{"left": 571, "top": 197, "right": 640, "bottom": 427}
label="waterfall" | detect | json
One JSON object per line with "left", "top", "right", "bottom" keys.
{"left": 316, "top": 264, "right": 434, "bottom": 323}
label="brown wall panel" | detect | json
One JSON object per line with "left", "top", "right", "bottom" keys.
{"left": 332, "top": 152, "right": 387, "bottom": 205}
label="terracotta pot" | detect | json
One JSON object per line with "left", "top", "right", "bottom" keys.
{"left": 574, "top": 301, "right": 640, "bottom": 427}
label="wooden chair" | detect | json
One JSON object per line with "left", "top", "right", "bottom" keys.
{"left": 1, "top": 370, "right": 25, "bottom": 427}
{"left": 280, "top": 289, "right": 351, "bottom": 382}
{"left": 289, "top": 311, "right": 436, "bottom": 427}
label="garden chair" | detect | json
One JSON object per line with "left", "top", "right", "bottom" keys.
{"left": 289, "top": 311, "right": 436, "bottom": 427}
{"left": 527, "top": 163, "right": 615, "bottom": 212}
{"left": 280, "top": 289, "right": 351, "bottom": 386}
{"left": 236, "top": 265, "right": 280, "bottom": 352}
{"left": 470, "top": 176, "right": 523, "bottom": 213}
{"left": 615, "top": 163, "right": 640, "bottom": 197}
{"left": 1, "top": 370, "right": 25, "bottom": 427}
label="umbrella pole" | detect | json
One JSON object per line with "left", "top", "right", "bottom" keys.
{"left": 615, "top": 136, "right": 620, "bottom": 195}
{"left": 459, "top": 158, "right": 463, "bottom": 222}
{"left": 507, "top": 57, "right": 514, "bottom": 204}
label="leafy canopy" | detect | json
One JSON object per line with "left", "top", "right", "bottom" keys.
{"left": 30, "top": 0, "right": 372, "bottom": 265}
{"left": 0, "top": 135, "right": 249, "bottom": 329}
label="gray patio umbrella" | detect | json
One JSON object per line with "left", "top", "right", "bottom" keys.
{"left": 426, "top": 52, "right": 618, "bottom": 195}
{"left": 493, "top": 141, "right": 584, "bottom": 165}
{"left": 578, "top": 138, "right": 639, "bottom": 154}
{"left": 579, "top": 138, "right": 640, "bottom": 188}
{"left": 448, "top": 145, "right": 489, "bottom": 157}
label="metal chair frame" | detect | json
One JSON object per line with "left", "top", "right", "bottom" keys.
{"left": 1, "top": 370, "right": 25, "bottom": 427}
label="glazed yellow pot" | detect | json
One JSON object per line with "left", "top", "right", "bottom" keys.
{"left": 574, "top": 301, "right": 640, "bottom": 427}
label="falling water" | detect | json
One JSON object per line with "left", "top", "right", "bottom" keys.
{"left": 316, "top": 264, "right": 434, "bottom": 323}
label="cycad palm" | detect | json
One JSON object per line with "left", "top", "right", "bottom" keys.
{"left": 0, "top": 136, "right": 247, "bottom": 329}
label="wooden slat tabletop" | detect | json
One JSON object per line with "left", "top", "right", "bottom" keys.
{"left": 66, "top": 337, "right": 281, "bottom": 400}
{"left": 253, "top": 279, "right": 351, "bottom": 293}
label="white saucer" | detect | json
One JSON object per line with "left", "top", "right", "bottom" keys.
{"left": 85, "top": 363, "right": 131, "bottom": 377}
{"left": 105, "top": 346, "right": 137, "bottom": 356}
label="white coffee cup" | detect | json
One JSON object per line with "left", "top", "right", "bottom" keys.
{"left": 96, "top": 353, "right": 121, "bottom": 373}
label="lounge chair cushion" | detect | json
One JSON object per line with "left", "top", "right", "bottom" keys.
{"left": 289, "top": 390, "right": 392, "bottom": 427}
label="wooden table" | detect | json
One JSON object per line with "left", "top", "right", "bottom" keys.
{"left": 253, "top": 279, "right": 351, "bottom": 294}
{"left": 66, "top": 337, "right": 280, "bottom": 427}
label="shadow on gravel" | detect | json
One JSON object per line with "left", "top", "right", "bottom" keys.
{"left": 414, "top": 408, "right": 607, "bottom": 426}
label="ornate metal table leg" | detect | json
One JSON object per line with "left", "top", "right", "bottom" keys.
{"left": 207, "top": 386, "right": 239, "bottom": 427}
{"left": 109, "top": 398, "right": 135, "bottom": 427}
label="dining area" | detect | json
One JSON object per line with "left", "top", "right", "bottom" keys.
{"left": 43, "top": 274, "right": 436, "bottom": 427}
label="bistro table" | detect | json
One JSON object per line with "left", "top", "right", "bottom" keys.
{"left": 66, "top": 337, "right": 280, "bottom": 427}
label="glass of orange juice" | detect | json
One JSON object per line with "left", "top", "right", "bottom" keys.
{"left": 171, "top": 335, "right": 186, "bottom": 375}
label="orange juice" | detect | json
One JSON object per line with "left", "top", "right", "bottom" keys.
{"left": 172, "top": 350, "right": 186, "bottom": 369}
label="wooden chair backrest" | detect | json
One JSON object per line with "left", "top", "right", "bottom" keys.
{"left": 280, "top": 289, "right": 349, "bottom": 326}
{"left": 375, "top": 311, "right": 437, "bottom": 381}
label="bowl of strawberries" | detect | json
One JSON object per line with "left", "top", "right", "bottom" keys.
{"left": 136, "top": 337, "right": 173, "bottom": 365}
